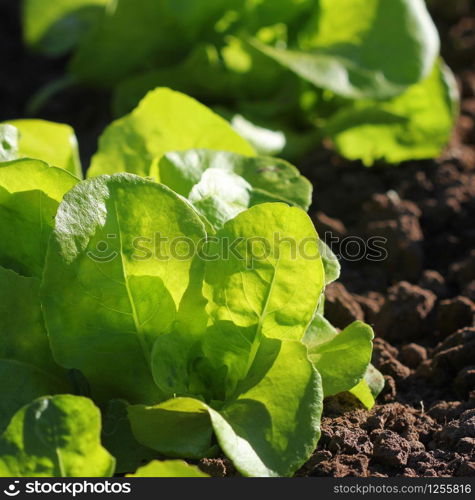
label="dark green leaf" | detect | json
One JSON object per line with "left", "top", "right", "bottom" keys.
{"left": 71, "top": 0, "right": 245, "bottom": 87}
{"left": 22, "top": 0, "right": 108, "bottom": 57}
{"left": 0, "top": 266, "right": 64, "bottom": 377}
{"left": 101, "top": 399, "right": 157, "bottom": 473}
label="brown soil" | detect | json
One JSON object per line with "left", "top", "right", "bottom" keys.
{"left": 1, "top": 0, "right": 474, "bottom": 478}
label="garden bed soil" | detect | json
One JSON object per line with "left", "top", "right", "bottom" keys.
{"left": 1, "top": 0, "right": 474, "bottom": 477}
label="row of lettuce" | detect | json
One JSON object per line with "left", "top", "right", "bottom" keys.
{"left": 22, "top": 0, "right": 458, "bottom": 165}
{"left": 0, "top": 89, "right": 382, "bottom": 477}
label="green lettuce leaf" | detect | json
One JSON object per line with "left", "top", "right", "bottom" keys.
{"left": 252, "top": 0, "right": 439, "bottom": 99}
{"left": 303, "top": 314, "right": 381, "bottom": 408}
{"left": 127, "top": 460, "right": 209, "bottom": 477}
{"left": 214, "top": 338, "right": 322, "bottom": 477}
{"left": 4, "top": 120, "right": 82, "bottom": 177}
{"left": 159, "top": 149, "right": 311, "bottom": 208}
{"left": 0, "top": 159, "right": 78, "bottom": 278}
{"left": 319, "top": 240, "right": 340, "bottom": 285}
{"left": 325, "top": 60, "right": 459, "bottom": 165}
{"left": 348, "top": 379, "right": 375, "bottom": 408}
{"left": 188, "top": 168, "right": 252, "bottom": 230}
{"left": 349, "top": 363, "right": 385, "bottom": 408}
{"left": 0, "top": 124, "right": 19, "bottom": 162}
{"left": 41, "top": 174, "right": 207, "bottom": 404}
{"left": 22, "top": 0, "right": 108, "bottom": 57}
{"left": 303, "top": 312, "right": 337, "bottom": 347}
{"left": 89, "top": 88, "right": 254, "bottom": 178}
{"left": 202, "top": 203, "right": 323, "bottom": 341}
{"left": 158, "top": 149, "right": 312, "bottom": 229}
{"left": 304, "top": 320, "right": 374, "bottom": 397}
{"left": 200, "top": 203, "right": 324, "bottom": 396}
{"left": 0, "top": 395, "right": 115, "bottom": 477}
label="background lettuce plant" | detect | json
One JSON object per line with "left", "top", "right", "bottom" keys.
{"left": 0, "top": 119, "right": 82, "bottom": 177}
{"left": 22, "top": 0, "right": 458, "bottom": 164}
{"left": 0, "top": 88, "right": 380, "bottom": 477}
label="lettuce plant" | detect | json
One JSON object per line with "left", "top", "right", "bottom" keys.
{"left": 0, "top": 88, "right": 379, "bottom": 477}
{"left": 23, "top": 0, "right": 458, "bottom": 164}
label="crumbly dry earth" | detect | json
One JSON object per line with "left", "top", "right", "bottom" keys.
{"left": 0, "top": 0, "right": 474, "bottom": 478}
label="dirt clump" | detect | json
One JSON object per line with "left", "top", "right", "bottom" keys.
{"left": 436, "top": 297, "right": 475, "bottom": 337}
{"left": 324, "top": 282, "right": 365, "bottom": 329}
{"left": 302, "top": 402, "right": 472, "bottom": 477}
{"left": 374, "top": 282, "right": 436, "bottom": 342}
